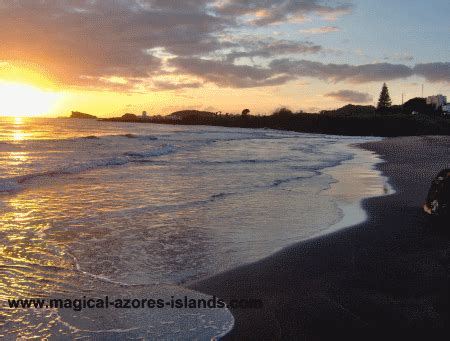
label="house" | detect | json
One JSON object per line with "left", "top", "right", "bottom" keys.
{"left": 426, "top": 94, "right": 447, "bottom": 109}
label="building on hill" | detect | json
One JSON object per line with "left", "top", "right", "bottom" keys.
{"left": 426, "top": 95, "right": 447, "bottom": 109}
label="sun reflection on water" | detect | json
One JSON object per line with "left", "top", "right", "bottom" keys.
{"left": 6, "top": 152, "right": 28, "bottom": 166}
{"left": 0, "top": 194, "right": 74, "bottom": 302}
{"left": 11, "top": 116, "right": 28, "bottom": 141}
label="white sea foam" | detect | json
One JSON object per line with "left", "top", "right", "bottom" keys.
{"left": 0, "top": 118, "right": 388, "bottom": 340}
{"left": 0, "top": 144, "right": 176, "bottom": 193}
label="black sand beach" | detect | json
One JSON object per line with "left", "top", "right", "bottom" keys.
{"left": 189, "top": 136, "right": 450, "bottom": 340}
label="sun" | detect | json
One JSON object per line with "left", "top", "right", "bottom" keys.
{"left": 0, "top": 81, "right": 62, "bottom": 117}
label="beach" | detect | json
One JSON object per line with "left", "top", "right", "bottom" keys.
{"left": 189, "top": 136, "right": 450, "bottom": 340}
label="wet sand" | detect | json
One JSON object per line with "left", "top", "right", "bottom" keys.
{"left": 189, "top": 136, "right": 450, "bottom": 340}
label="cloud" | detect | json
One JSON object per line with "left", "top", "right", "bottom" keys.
{"left": 215, "top": 0, "right": 353, "bottom": 25}
{"left": 268, "top": 60, "right": 450, "bottom": 84}
{"left": 325, "top": 90, "right": 373, "bottom": 103}
{"left": 413, "top": 63, "right": 450, "bottom": 83}
{"left": 224, "top": 38, "right": 323, "bottom": 61}
{"left": 384, "top": 52, "right": 414, "bottom": 62}
{"left": 169, "top": 57, "right": 449, "bottom": 89}
{"left": 299, "top": 26, "right": 340, "bottom": 34}
{"left": 0, "top": 0, "right": 227, "bottom": 90}
{"left": 269, "top": 59, "right": 415, "bottom": 83}
{"left": 151, "top": 80, "right": 204, "bottom": 91}
{"left": 170, "top": 57, "right": 294, "bottom": 88}
{"left": 0, "top": 0, "right": 447, "bottom": 93}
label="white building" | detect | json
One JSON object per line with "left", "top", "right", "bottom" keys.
{"left": 426, "top": 94, "right": 447, "bottom": 109}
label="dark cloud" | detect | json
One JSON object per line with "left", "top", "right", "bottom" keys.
{"left": 151, "top": 80, "right": 204, "bottom": 91}
{"left": 170, "top": 57, "right": 449, "bottom": 88}
{"left": 269, "top": 59, "right": 414, "bottom": 83}
{"left": 0, "top": 0, "right": 227, "bottom": 89}
{"left": 225, "top": 39, "right": 322, "bottom": 62}
{"left": 325, "top": 90, "right": 373, "bottom": 103}
{"left": 0, "top": 1, "right": 447, "bottom": 92}
{"left": 269, "top": 59, "right": 449, "bottom": 84}
{"left": 170, "top": 57, "right": 294, "bottom": 88}
{"left": 413, "top": 63, "right": 450, "bottom": 83}
{"left": 216, "top": 0, "right": 353, "bottom": 25}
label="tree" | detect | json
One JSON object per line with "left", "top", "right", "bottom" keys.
{"left": 241, "top": 108, "right": 250, "bottom": 116}
{"left": 271, "top": 107, "right": 293, "bottom": 117}
{"left": 377, "top": 83, "right": 392, "bottom": 110}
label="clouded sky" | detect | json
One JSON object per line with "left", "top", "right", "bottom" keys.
{"left": 0, "top": 0, "right": 449, "bottom": 116}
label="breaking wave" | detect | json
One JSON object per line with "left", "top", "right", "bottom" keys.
{"left": 0, "top": 144, "right": 176, "bottom": 193}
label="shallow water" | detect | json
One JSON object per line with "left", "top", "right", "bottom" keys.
{"left": 0, "top": 117, "right": 389, "bottom": 339}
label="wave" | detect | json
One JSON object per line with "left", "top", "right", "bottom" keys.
{"left": 79, "top": 134, "right": 159, "bottom": 141}
{"left": 123, "top": 145, "right": 175, "bottom": 158}
{"left": 0, "top": 145, "right": 176, "bottom": 193}
{"left": 210, "top": 192, "right": 234, "bottom": 200}
{"left": 115, "top": 134, "right": 158, "bottom": 140}
{"left": 0, "top": 179, "right": 22, "bottom": 192}
{"left": 194, "top": 157, "right": 293, "bottom": 165}
{"left": 271, "top": 175, "right": 311, "bottom": 187}
{"left": 0, "top": 134, "right": 159, "bottom": 146}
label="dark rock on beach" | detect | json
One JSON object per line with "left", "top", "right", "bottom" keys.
{"left": 424, "top": 169, "right": 450, "bottom": 217}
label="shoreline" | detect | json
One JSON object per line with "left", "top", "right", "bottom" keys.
{"left": 188, "top": 135, "right": 450, "bottom": 340}
{"left": 319, "top": 143, "right": 394, "bottom": 235}
{"left": 240, "top": 138, "right": 392, "bottom": 259}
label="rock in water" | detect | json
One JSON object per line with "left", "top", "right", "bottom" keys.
{"left": 423, "top": 169, "right": 450, "bottom": 217}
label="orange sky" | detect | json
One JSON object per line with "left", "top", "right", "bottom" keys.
{"left": 0, "top": 1, "right": 448, "bottom": 117}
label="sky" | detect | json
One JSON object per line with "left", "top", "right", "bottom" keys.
{"left": 0, "top": 0, "right": 449, "bottom": 117}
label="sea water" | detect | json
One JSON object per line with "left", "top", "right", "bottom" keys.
{"left": 0, "top": 117, "right": 390, "bottom": 339}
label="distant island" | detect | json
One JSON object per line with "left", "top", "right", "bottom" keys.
{"left": 100, "top": 84, "right": 450, "bottom": 137}
{"left": 70, "top": 111, "right": 97, "bottom": 119}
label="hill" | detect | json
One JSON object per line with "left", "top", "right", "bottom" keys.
{"left": 169, "top": 110, "right": 216, "bottom": 119}
{"left": 70, "top": 111, "right": 97, "bottom": 119}
{"left": 101, "top": 104, "right": 450, "bottom": 137}
{"left": 320, "top": 104, "right": 376, "bottom": 116}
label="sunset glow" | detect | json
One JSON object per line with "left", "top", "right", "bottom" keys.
{"left": 0, "top": 82, "right": 62, "bottom": 117}
{"left": 0, "top": 1, "right": 448, "bottom": 117}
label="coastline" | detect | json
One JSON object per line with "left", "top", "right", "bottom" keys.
{"left": 319, "top": 143, "right": 394, "bottom": 234}
{"left": 188, "top": 135, "right": 450, "bottom": 340}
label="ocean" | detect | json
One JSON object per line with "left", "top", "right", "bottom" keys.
{"left": 0, "top": 117, "right": 391, "bottom": 339}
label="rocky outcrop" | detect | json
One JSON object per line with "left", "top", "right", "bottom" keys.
{"left": 423, "top": 169, "right": 450, "bottom": 217}
{"left": 121, "top": 113, "right": 138, "bottom": 120}
{"left": 70, "top": 111, "right": 97, "bottom": 119}
{"left": 168, "top": 110, "right": 216, "bottom": 119}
